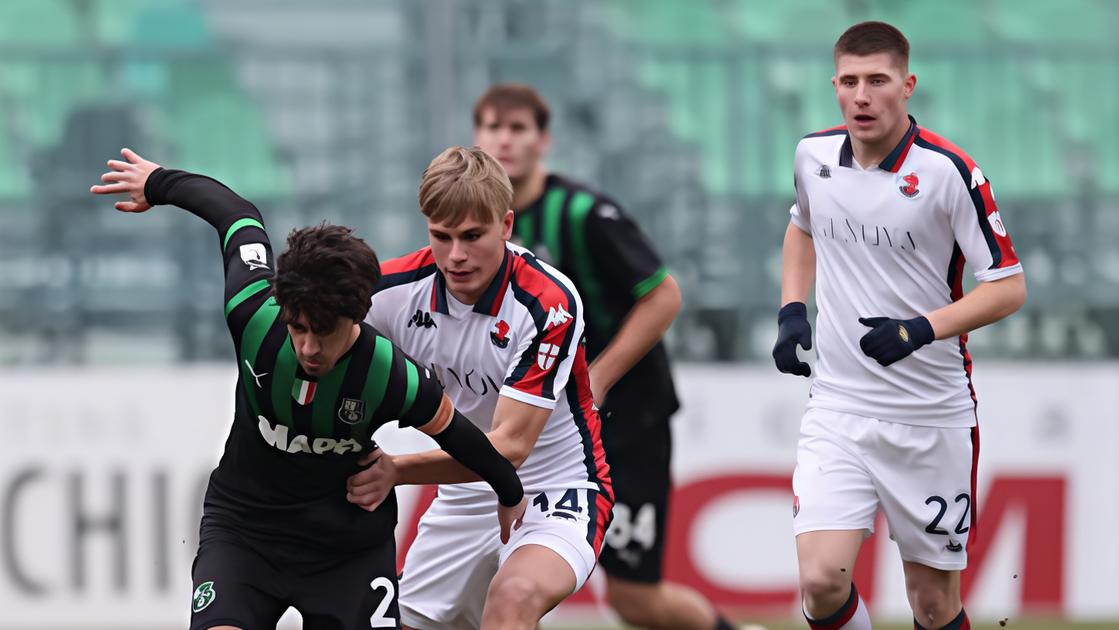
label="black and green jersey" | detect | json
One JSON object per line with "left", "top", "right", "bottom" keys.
{"left": 514, "top": 174, "right": 678, "bottom": 415}
{"left": 146, "top": 169, "right": 444, "bottom": 553}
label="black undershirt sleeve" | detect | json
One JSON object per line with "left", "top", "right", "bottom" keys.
{"left": 430, "top": 410, "right": 524, "bottom": 507}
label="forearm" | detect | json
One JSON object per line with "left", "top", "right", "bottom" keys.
{"left": 144, "top": 168, "right": 262, "bottom": 232}
{"left": 429, "top": 411, "right": 522, "bottom": 505}
{"left": 781, "top": 223, "right": 816, "bottom": 306}
{"left": 925, "top": 273, "right": 1027, "bottom": 339}
{"left": 395, "top": 428, "right": 526, "bottom": 486}
{"left": 589, "top": 275, "right": 681, "bottom": 395}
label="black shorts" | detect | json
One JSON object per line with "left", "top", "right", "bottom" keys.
{"left": 597, "top": 400, "right": 673, "bottom": 583}
{"left": 189, "top": 523, "right": 401, "bottom": 630}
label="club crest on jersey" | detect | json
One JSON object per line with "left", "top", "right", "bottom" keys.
{"left": 490, "top": 320, "right": 510, "bottom": 348}
{"left": 537, "top": 343, "right": 560, "bottom": 370}
{"left": 239, "top": 243, "right": 269, "bottom": 271}
{"left": 338, "top": 398, "right": 365, "bottom": 424}
{"left": 897, "top": 171, "right": 921, "bottom": 199}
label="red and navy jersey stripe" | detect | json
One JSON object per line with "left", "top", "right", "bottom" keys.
{"left": 375, "top": 248, "right": 447, "bottom": 313}
{"left": 504, "top": 253, "right": 580, "bottom": 401}
{"left": 568, "top": 343, "right": 614, "bottom": 545}
{"left": 946, "top": 243, "right": 978, "bottom": 406}
{"left": 915, "top": 127, "right": 1019, "bottom": 270}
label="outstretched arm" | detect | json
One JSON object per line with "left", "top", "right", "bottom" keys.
{"left": 91, "top": 148, "right": 274, "bottom": 336}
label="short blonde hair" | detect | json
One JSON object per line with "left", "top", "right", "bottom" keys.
{"left": 418, "top": 146, "right": 512, "bottom": 227}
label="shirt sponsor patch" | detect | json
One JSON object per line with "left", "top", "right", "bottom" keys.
{"left": 239, "top": 243, "right": 269, "bottom": 271}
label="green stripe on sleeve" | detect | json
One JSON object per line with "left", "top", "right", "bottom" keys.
{"left": 400, "top": 360, "right": 419, "bottom": 417}
{"left": 567, "top": 192, "right": 611, "bottom": 330}
{"left": 352, "top": 337, "right": 393, "bottom": 437}
{"left": 311, "top": 356, "right": 351, "bottom": 437}
{"left": 238, "top": 297, "right": 280, "bottom": 421}
{"left": 632, "top": 265, "right": 669, "bottom": 299}
{"left": 542, "top": 187, "right": 567, "bottom": 266}
{"left": 269, "top": 336, "right": 297, "bottom": 429}
{"left": 222, "top": 218, "right": 266, "bottom": 251}
{"left": 224, "top": 279, "right": 270, "bottom": 318}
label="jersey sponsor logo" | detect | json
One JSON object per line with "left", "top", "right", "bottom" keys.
{"left": 426, "top": 361, "right": 502, "bottom": 398}
{"left": 292, "top": 378, "right": 317, "bottom": 405}
{"left": 816, "top": 165, "right": 831, "bottom": 179}
{"left": 408, "top": 309, "right": 437, "bottom": 329}
{"left": 537, "top": 343, "right": 560, "bottom": 370}
{"left": 490, "top": 319, "right": 510, "bottom": 348}
{"left": 897, "top": 171, "right": 921, "bottom": 198}
{"left": 988, "top": 211, "right": 1008, "bottom": 237}
{"left": 596, "top": 203, "right": 621, "bottom": 220}
{"left": 338, "top": 398, "right": 365, "bottom": 424}
{"left": 192, "top": 580, "right": 216, "bottom": 613}
{"left": 239, "top": 243, "right": 269, "bottom": 271}
{"left": 257, "top": 416, "right": 362, "bottom": 455}
{"left": 811, "top": 213, "right": 919, "bottom": 252}
{"left": 545, "top": 304, "right": 572, "bottom": 330}
{"left": 243, "top": 359, "right": 268, "bottom": 388}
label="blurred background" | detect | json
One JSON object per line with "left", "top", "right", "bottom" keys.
{"left": 0, "top": 0, "right": 1117, "bottom": 628}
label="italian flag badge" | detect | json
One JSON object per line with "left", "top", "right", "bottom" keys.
{"left": 292, "top": 378, "right": 317, "bottom": 405}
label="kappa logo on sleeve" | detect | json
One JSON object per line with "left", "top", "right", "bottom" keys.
{"left": 239, "top": 243, "right": 269, "bottom": 271}
{"left": 988, "top": 210, "right": 1008, "bottom": 237}
{"left": 545, "top": 305, "right": 572, "bottom": 330}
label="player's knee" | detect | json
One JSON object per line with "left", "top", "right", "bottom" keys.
{"left": 908, "top": 585, "right": 958, "bottom": 627}
{"left": 604, "top": 582, "right": 661, "bottom": 626}
{"left": 485, "top": 575, "right": 547, "bottom": 621}
{"left": 799, "top": 568, "right": 850, "bottom": 611}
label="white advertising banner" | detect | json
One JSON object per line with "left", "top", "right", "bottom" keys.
{"left": 0, "top": 363, "right": 1116, "bottom": 626}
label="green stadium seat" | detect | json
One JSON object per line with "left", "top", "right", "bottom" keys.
{"left": 0, "top": 0, "right": 80, "bottom": 48}
{"left": 728, "top": 0, "right": 851, "bottom": 44}
{"left": 990, "top": 0, "right": 1112, "bottom": 45}
{"left": 868, "top": 0, "right": 986, "bottom": 46}
{"left": 167, "top": 92, "right": 290, "bottom": 198}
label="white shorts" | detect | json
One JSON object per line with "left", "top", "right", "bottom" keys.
{"left": 399, "top": 486, "right": 608, "bottom": 630}
{"left": 792, "top": 408, "right": 978, "bottom": 571}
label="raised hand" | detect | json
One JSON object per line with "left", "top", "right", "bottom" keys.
{"left": 89, "top": 148, "right": 161, "bottom": 213}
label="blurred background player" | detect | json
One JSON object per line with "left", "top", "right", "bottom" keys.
{"left": 772, "top": 22, "right": 1026, "bottom": 630}
{"left": 345, "top": 147, "right": 613, "bottom": 630}
{"left": 90, "top": 148, "right": 525, "bottom": 630}
{"left": 472, "top": 83, "right": 738, "bottom": 630}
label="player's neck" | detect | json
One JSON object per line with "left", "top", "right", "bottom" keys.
{"left": 850, "top": 116, "right": 910, "bottom": 169}
{"left": 511, "top": 166, "right": 549, "bottom": 211}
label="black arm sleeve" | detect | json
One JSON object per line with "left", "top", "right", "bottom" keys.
{"left": 145, "top": 168, "right": 275, "bottom": 339}
{"left": 431, "top": 411, "right": 524, "bottom": 507}
{"left": 145, "top": 167, "right": 264, "bottom": 234}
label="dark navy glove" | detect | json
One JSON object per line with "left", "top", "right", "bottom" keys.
{"left": 857, "top": 315, "right": 935, "bottom": 367}
{"left": 773, "top": 302, "right": 813, "bottom": 377}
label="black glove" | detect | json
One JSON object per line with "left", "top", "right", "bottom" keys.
{"left": 773, "top": 302, "right": 813, "bottom": 377}
{"left": 857, "top": 316, "right": 934, "bottom": 367}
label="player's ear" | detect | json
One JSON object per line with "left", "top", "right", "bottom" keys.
{"left": 904, "top": 72, "right": 916, "bottom": 99}
{"left": 501, "top": 210, "right": 514, "bottom": 240}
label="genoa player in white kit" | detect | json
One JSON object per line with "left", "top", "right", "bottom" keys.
{"left": 346, "top": 147, "right": 612, "bottom": 630}
{"left": 773, "top": 23, "right": 1027, "bottom": 630}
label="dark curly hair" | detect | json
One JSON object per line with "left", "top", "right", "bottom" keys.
{"left": 270, "top": 223, "right": 380, "bottom": 334}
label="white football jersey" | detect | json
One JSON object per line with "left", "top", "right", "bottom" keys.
{"left": 365, "top": 242, "right": 612, "bottom": 499}
{"left": 791, "top": 116, "right": 1023, "bottom": 427}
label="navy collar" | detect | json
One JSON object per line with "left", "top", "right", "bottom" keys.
{"left": 430, "top": 247, "right": 513, "bottom": 317}
{"left": 839, "top": 115, "right": 918, "bottom": 172}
